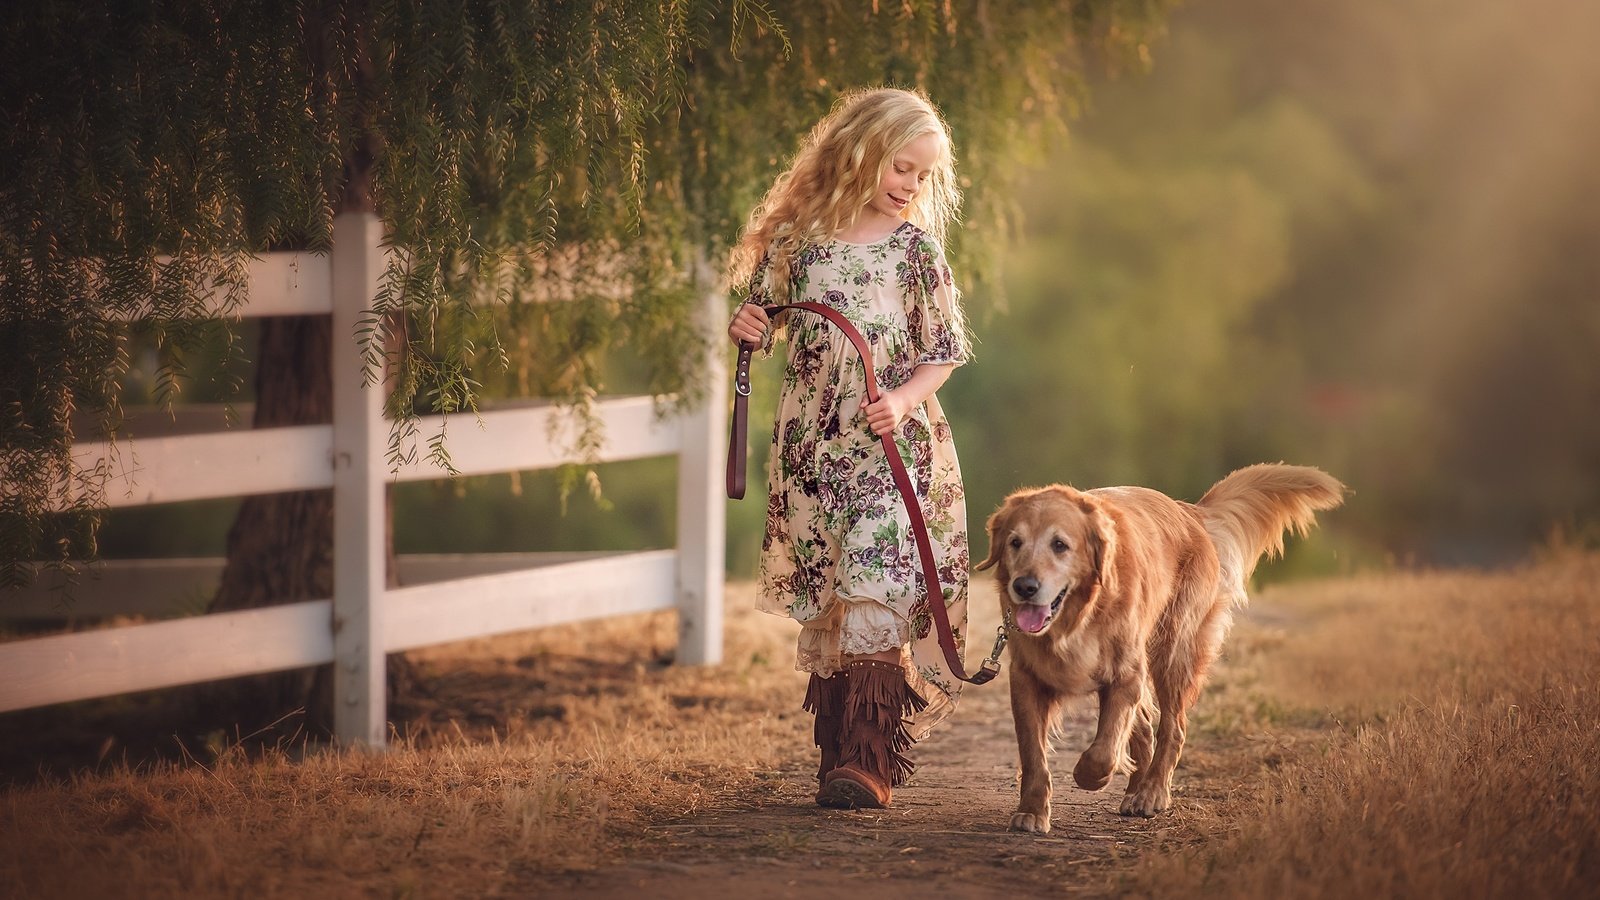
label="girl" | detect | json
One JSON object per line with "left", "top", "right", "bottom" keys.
{"left": 726, "top": 87, "right": 973, "bottom": 810}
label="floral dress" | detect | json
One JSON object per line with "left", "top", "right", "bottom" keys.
{"left": 746, "top": 221, "right": 972, "bottom": 739}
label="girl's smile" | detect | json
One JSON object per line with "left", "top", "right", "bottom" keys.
{"left": 866, "top": 131, "right": 943, "bottom": 224}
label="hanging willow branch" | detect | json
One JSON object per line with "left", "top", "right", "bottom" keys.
{"left": 0, "top": 0, "right": 1171, "bottom": 588}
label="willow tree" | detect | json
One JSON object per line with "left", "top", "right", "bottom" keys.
{"left": 0, "top": 0, "right": 1170, "bottom": 723}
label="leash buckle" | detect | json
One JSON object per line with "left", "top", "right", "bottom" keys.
{"left": 734, "top": 344, "right": 755, "bottom": 397}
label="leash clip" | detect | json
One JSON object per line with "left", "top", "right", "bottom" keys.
{"left": 987, "top": 625, "right": 1008, "bottom": 660}
{"left": 979, "top": 625, "right": 1008, "bottom": 678}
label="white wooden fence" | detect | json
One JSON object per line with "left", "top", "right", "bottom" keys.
{"left": 0, "top": 212, "right": 727, "bottom": 746}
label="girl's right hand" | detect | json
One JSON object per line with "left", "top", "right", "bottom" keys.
{"left": 728, "top": 303, "right": 771, "bottom": 348}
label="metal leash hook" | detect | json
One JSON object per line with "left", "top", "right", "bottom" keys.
{"left": 978, "top": 626, "right": 1008, "bottom": 680}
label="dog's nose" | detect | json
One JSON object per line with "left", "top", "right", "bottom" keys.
{"left": 1012, "top": 576, "right": 1040, "bottom": 600}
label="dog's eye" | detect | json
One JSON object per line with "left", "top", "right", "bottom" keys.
{"left": 1008, "top": 536, "right": 1023, "bottom": 550}
{"left": 1051, "top": 538, "right": 1069, "bottom": 553}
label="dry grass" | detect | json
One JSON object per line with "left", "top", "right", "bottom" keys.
{"left": 5, "top": 554, "right": 1599, "bottom": 898}
{"left": 0, "top": 584, "right": 812, "bottom": 898}
{"left": 1125, "top": 548, "right": 1600, "bottom": 899}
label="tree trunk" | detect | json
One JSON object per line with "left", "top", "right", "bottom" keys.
{"left": 200, "top": 319, "right": 322, "bottom": 732}
{"left": 204, "top": 316, "right": 414, "bottom": 738}
{"left": 202, "top": 317, "right": 332, "bottom": 730}
{"left": 202, "top": 1, "right": 414, "bottom": 739}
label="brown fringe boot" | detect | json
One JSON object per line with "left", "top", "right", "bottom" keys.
{"left": 816, "top": 659, "right": 928, "bottom": 809}
{"left": 803, "top": 672, "right": 849, "bottom": 800}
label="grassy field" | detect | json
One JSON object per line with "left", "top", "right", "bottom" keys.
{"left": 1122, "top": 545, "right": 1600, "bottom": 898}
{"left": 3, "top": 549, "right": 1597, "bottom": 897}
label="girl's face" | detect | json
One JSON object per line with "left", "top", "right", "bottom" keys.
{"left": 865, "top": 131, "right": 943, "bottom": 223}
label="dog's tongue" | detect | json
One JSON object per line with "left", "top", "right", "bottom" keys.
{"left": 1014, "top": 603, "right": 1051, "bottom": 634}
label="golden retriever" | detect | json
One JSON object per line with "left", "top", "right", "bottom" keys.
{"left": 975, "top": 464, "right": 1345, "bottom": 827}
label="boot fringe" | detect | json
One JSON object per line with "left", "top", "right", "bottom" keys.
{"left": 803, "top": 674, "right": 821, "bottom": 715}
{"left": 805, "top": 673, "right": 849, "bottom": 786}
{"left": 802, "top": 672, "right": 847, "bottom": 717}
{"left": 840, "top": 660, "right": 927, "bottom": 787}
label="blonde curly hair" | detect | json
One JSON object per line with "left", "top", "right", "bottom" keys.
{"left": 728, "top": 87, "right": 962, "bottom": 304}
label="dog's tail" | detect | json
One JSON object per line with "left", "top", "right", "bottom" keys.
{"left": 1198, "top": 464, "right": 1346, "bottom": 603}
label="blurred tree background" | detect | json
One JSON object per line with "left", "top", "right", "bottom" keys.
{"left": 966, "top": 0, "right": 1600, "bottom": 572}
{"left": 86, "top": 0, "right": 1600, "bottom": 583}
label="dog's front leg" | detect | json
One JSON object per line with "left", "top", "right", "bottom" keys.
{"left": 1009, "top": 666, "right": 1059, "bottom": 833}
{"left": 1075, "top": 673, "right": 1142, "bottom": 791}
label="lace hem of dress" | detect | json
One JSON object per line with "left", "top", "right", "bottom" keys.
{"left": 794, "top": 616, "right": 912, "bottom": 677}
{"left": 795, "top": 645, "right": 843, "bottom": 677}
{"left": 839, "top": 619, "right": 912, "bottom": 656}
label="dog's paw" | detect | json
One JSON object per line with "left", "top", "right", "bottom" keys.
{"left": 1119, "top": 784, "right": 1171, "bottom": 818}
{"left": 1073, "top": 750, "right": 1114, "bottom": 791}
{"left": 1009, "top": 811, "right": 1052, "bottom": 833}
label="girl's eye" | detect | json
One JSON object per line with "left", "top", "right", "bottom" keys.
{"left": 1008, "top": 536, "right": 1023, "bottom": 550}
{"left": 1051, "top": 538, "right": 1069, "bottom": 553}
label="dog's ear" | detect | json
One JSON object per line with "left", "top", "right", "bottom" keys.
{"left": 973, "top": 496, "right": 1016, "bottom": 572}
{"left": 1081, "top": 496, "right": 1119, "bottom": 596}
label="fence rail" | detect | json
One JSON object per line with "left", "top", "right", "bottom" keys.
{"left": 69, "top": 396, "right": 682, "bottom": 509}
{"left": 0, "top": 212, "right": 727, "bottom": 743}
{"left": 0, "top": 550, "right": 683, "bottom": 713}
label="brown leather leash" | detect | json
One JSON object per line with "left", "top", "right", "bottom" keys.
{"left": 727, "top": 302, "right": 1005, "bottom": 686}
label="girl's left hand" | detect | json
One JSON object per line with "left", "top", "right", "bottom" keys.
{"left": 861, "top": 390, "right": 913, "bottom": 437}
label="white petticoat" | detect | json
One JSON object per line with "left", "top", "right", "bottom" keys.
{"left": 794, "top": 595, "right": 913, "bottom": 677}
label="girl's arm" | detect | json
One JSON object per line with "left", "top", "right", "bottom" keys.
{"left": 861, "top": 363, "right": 954, "bottom": 437}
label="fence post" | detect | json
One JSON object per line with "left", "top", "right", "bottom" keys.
{"left": 330, "top": 212, "right": 388, "bottom": 747}
{"left": 675, "top": 281, "right": 727, "bottom": 665}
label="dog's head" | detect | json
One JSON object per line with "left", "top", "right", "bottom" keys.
{"left": 974, "top": 486, "right": 1118, "bottom": 636}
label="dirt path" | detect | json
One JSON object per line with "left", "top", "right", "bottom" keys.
{"left": 1, "top": 582, "right": 1195, "bottom": 898}
{"left": 541, "top": 661, "right": 1164, "bottom": 898}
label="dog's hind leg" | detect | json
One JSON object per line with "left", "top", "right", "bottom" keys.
{"left": 1123, "top": 588, "right": 1233, "bottom": 817}
{"left": 1122, "top": 673, "right": 1184, "bottom": 817}
{"left": 1009, "top": 666, "right": 1061, "bottom": 833}
{"left": 1121, "top": 686, "right": 1157, "bottom": 799}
